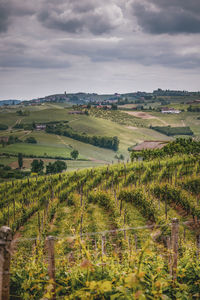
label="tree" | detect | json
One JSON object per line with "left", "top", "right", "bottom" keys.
{"left": 0, "top": 124, "right": 8, "bottom": 130}
{"left": 25, "top": 136, "right": 37, "bottom": 144}
{"left": 70, "top": 149, "right": 79, "bottom": 160}
{"left": 112, "top": 136, "right": 119, "bottom": 151}
{"left": 119, "top": 154, "right": 124, "bottom": 160}
{"left": 46, "top": 160, "right": 67, "bottom": 174}
{"left": 31, "top": 159, "right": 44, "bottom": 174}
{"left": 111, "top": 103, "right": 118, "bottom": 110}
{"left": 18, "top": 153, "right": 23, "bottom": 169}
{"left": 32, "top": 121, "right": 36, "bottom": 129}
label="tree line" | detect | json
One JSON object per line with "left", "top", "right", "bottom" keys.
{"left": 151, "top": 126, "right": 193, "bottom": 136}
{"left": 46, "top": 124, "right": 119, "bottom": 151}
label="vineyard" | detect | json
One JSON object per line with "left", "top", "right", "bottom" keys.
{"left": 0, "top": 154, "right": 200, "bottom": 299}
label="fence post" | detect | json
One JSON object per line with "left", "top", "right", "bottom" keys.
{"left": 165, "top": 197, "right": 168, "bottom": 220}
{"left": 120, "top": 199, "right": 123, "bottom": 216}
{"left": 196, "top": 234, "right": 200, "bottom": 259}
{"left": 124, "top": 210, "right": 127, "bottom": 240}
{"left": 101, "top": 235, "right": 106, "bottom": 256}
{"left": 0, "top": 226, "right": 12, "bottom": 300}
{"left": 134, "top": 234, "right": 138, "bottom": 251}
{"left": 171, "top": 218, "right": 179, "bottom": 281}
{"left": 46, "top": 236, "right": 56, "bottom": 300}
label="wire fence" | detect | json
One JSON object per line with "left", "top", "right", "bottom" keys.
{"left": 13, "top": 219, "right": 196, "bottom": 242}
{"left": 1, "top": 219, "right": 200, "bottom": 299}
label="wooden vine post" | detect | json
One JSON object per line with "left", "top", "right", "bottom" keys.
{"left": 101, "top": 235, "right": 106, "bottom": 256}
{"left": 196, "top": 234, "right": 200, "bottom": 259}
{"left": 0, "top": 226, "right": 12, "bottom": 300}
{"left": 46, "top": 236, "right": 56, "bottom": 300}
{"left": 134, "top": 234, "right": 138, "bottom": 251}
{"left": 171, "top": 218, "right": 179, "bottom": 281}
{"left": 124, "top": 209, "right": 127, "bottom": 240}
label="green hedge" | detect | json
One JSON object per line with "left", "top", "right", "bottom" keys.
{"left": 151, "top": 126, "right": 193, "bottom": 136}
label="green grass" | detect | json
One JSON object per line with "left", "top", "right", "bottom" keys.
{"left": 0, "top": 104, "right": 199, "bottom": 169}
{"left": 0, "top": 156, "right": 16, "bottom": 165}
{"left": 0, "top": 143, "right": 73, "bottom": 158}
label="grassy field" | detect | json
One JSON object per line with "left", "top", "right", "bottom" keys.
{"left": 0, "top": 103, "right": 199, "bottom": 170}
{"left": 5, "top": 157, "right": 104, "bottom": 171}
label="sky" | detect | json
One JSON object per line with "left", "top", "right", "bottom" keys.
{"left": 0, "top": 0, "right": 200, "bottom": 100}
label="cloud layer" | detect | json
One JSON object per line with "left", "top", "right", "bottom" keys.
{"left": 132, "top": 0, "right": 200, "bottom": 34}
{"left": 0, "top": 0, "right": 200, "bottom": 99}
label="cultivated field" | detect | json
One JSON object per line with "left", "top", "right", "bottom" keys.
{"left": 0, "top": 102, "right": 200, "bottom": 171}
{"left": 0, "top": 154, "right": 200, "bottom": 298}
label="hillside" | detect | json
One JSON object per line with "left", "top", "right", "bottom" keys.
{"left": 0, "top": 99, "right": 200, "bottom": 178}
{"left": 0, "top": 103, "right": 173, "bottom": 172}
{"left": 0, "top": 154, "right": 200, "bottom": 298}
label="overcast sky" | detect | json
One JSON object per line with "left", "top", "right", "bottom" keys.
{"left": 0, "top": 0, "right": 200, "bottom": 100}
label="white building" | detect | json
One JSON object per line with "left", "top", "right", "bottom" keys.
{"left": 161, "top": 108, "right": 181, "bottom": 114}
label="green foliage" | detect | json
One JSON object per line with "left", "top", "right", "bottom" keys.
{"left": 0, "top": 164, "right": 29, "bottom": 180}
{"left": 31, "top": 159, "right": 44, "bottom": 174}
{"left": 16, "top": 109, "right": 30, "bottom": 116}
{"left": 0, "top": 123, "right": 8, "bottom": 130}
{"left": 0, "top": 152, "right": 200, "bottom": 299}
{"left": 25, "top": 136, "right": 37, "bottom": 144}
{"left": 151, "top": 125, "right": 193, "bottom": 136}
{"left": 46, "top": 123, "right": 119, "bottom": 151}
{"left": 90, "top": 107, "right": 148, "bottom": 127}
{"left": 8, "top": 135, "right": 22, "bottom": 145}
{"left": 18, "top": 152, "right": 23, "bottom": 169}
{"left": 46, "top": 160, "right": 67, "bottom": 174}
{"left": 111, "top": 103, "right": 118, "bottom": 110}
{"left": 187, "top": 105, "right": 200, "bottom": 112}
{"left": 70, "top": 149, "right": 79, "bottom": 160}
{"left": 131, "top": 138, "right": 200, "bottom": 161}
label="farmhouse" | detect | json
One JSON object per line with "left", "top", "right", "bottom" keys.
{"left": 36, "top": 124, "right": 46, "bottom": 130}
{"left": 161, "top": 108, "right": 181, "bottom": 114}
{"left": 131, "top": 140, "right": 169, "bottom": 151}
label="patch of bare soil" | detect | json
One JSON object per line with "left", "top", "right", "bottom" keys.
{"left": 124, "top": 111, "right": 157, "bottom": 119}
{"left": 124, "top": 111, "right": 169, "bottom": 125}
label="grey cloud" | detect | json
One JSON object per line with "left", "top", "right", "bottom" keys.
{"left": 37, "top": 0, "right": 123, "bottom": 35}
{"left": 0, "top": 39, "right": 71, "bottom": 68}
{"left": 58, "top": 37, "right": 200, "bottom": 69}
{"left": 152, "top": 0, "right": 200, "bottom": 14}
{"left": 0, "top": 0, "right": 36, "bottom": 33}
{"left": 0, "top": 1, "right": 11, "bottom": 32}
{"left": 132, "top": 0, "right": 200, "bottom": 34}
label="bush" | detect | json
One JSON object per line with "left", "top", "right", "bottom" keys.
{"left": 46, "top": 160, "right": 67, "bottom": 174}
{"left": 0, "top": 123, "right": 8, "bottom": 130}
{"left": 25, "top": 136, "right": 37, "bottom": 144}
{"left": 151, "top": 126, "right": 193, "bottom": 136}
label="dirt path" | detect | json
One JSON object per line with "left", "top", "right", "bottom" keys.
{"left": 8, "top": 118, "right": 23, "bottom": 131}
{"left": 19, "top": 130, "right": 31, "bottom": 139}
{"left": 57, "top": 135, "right": 72, "bottom": 148}
{"left": 124, "top": 111, "right": 168, "bottom": 125}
